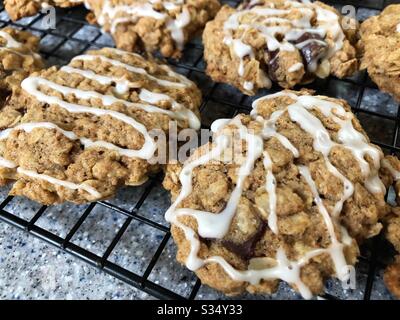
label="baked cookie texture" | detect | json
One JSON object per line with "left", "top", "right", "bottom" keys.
{"left": 0, "top": 27, "right": 44, "bottom": 100}
{"left": 163, "top": 90, "right": 394, "bottom": 299}
{"left": 0, "top": 47, "right": 201, "bottom": 205}
{"left": 384, "top": 256, "right": 400, "bottom": 299}
{"left": 381, "top": 156, "right": 400, "bottom": 298}
{"left": 203, "top": 0, "right": 358, "bottom": 95}
{"left": 360, "top": 5, "right": 400, "bottom": 102}
{"left": 5, "top": 0, "right": 83, "bottom": 21}
{"left": 85, "top": 0, "right": 221, "bottom": 58}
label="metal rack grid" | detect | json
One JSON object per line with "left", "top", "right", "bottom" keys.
{"left": 0, "top": 0, "right": 398, "bottom": 300}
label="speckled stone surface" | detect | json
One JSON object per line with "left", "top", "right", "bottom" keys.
{"left": 0, "top": 1, "right": 399, "bottom": 300}
{"left": 0, "top": 223, "right": 153, "bottom": 300}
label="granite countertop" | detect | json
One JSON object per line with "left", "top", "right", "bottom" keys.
{"left": 0, "top": 223, "right": 152, "bottom": 300}
{"left": 0, "top": 1, "right": 398, "bottom": 301}
{"left": 0, "top": 185, "right": 152, "bottom": 299}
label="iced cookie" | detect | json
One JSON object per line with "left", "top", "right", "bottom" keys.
{"left": 163, "top": 90, "right": 392, "bottom": 298}
{"left": 385, "top": 206, "right": 400, "bottom": 299}
{"left": 360, "top": 4, "right": 400, "bottom": 102}
{"left": 384, "top": 256, "right": 400, "bottom": 299}
{"left": 381, "top": 156, "right": 400, "bottom": 299}
{"left": 203, "top": 0, "right": 358, "bottom": 95}
{"left": 85, "top": 0, "right": 221, "bottom": 58}
{"left": 0, "top": 47, "right": 201, "bottom": 204}
{"left": 382, "top": 156, "right": 400, "bottom": 204}
{"left": 0, "top": 27, "right": 44, "bottom": 99}
{"left": 5, "top": 0, "right": 83, "bottom": 21}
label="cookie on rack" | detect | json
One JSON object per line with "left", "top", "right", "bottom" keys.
{"left": 386, "top": 208, "right": 400, "bottom": 255}
{"left": 381, "top": 156, "right": 400, "bottom": 299}
{"left": 163, "top": 89, "right": 393, "bottom": 298}
{"left": 382, "top": 155, "right": 400, "bottom": 204}
{"left": 384, "top": 206, "right": 400, "bottom": 299}
{"left": 0, "top": 27, "right": 44, "bottom": 99}
{"left": 384, "top": 256, "right": 400, "bottom": 299}
{"left": 5, "top": 0, "right": 83, "bottom": 21}
{"left": 203, "top": 0, "right": 358, "bottom": 95}
{"left": 0, "top": 47, "right": 201, "bottom": 205}
{"left": 85, "top": 0, "right": 221, "bottom": 58}
{"left": 359, "top": 4, "right": 400, "bottom": 102}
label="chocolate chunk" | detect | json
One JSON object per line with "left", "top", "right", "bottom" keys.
{"left": 241, "top": 0, "right": 263, "bottom": 10}
{"left": 221, "top": 222, "right": 266, "bottom": 260}
{"left": 264, "top": 49, "right": 280, "bottom": 81}
{"left": 199, "top": 236, "right": 212, "bottom": 247}
{"left": 268, "top": 48, "right": 279, "bottom": 61}
{"left": 300, "top": 42, "right": 328, "bottom": 72}
{"left": 291, "top": 32, "right": 324, "bottom": 45}
{"left": 290, "top": 33, "right": 328, "bottom": 72}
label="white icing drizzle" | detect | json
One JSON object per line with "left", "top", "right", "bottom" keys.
{"left": 223, "top": 0, "right": 346, "bottom": 88}
{"left": 96, "top": 1, "right": 166, "bottom": 27}
{"left": 288, "top": 62, "right": 304, "bottom": 73}
{"left": 59, "top": 66, "right": 200, "bottom": 130}
{"left": 138, "top": 89, "right": 200, "bottom": 130}
{"left": 382, "top": 158, "right": 400, "bottom": 181}
{"left": 41, "top": 0, "right": 83, "bottom": 9}
{"left": 397, "top": 23, "right": 400, "bottom": 33}
{"left": 0, "top": 49, "right": 198, "bottom": 199}
{"left": 340, "top": 226, "right": 353, "bottom": 245}
{"left": 263, "top": 151, "right": 278, "bottom": 233}
{"left": 17, "top": 167, "right": 101, "bottom": 199}
{"left": 210, "top": 118, "right": 232, "bottom": 133}
{"left": 168, "top": 117, "right": 264, "bottom": 242}
{"left": 166, "top": 91, "right": 385, "bottom": 299}
{"left": 22, "top": 76, "right": 157, "bottom": 161}
{"left": 286, "top": 103, "right": 354, "bottom": 216}
{"left": 0, "top": 122, "right": 151, "bottom": 159}
{"left": 243, "top": 81, "right": 254, "bottom": 91}
{"left": 0, "top": 30, "right": 22, "bottom": 48}
{"left": 0, "top": 121, "right": 141, "bottom": 198}
{"left": 72, "top": 53, "right": 192, "bottom": 88}
{"left": 149, "top": 0, "right": 184, "bottom": 11}
{"left": 0, "top": 30, "right": 41, "bottom": 60}
{"left": 166, "top": 133, "right": 232, "bottom": 270}
{"left": 166, "top": 7, "right": 191, "bottom": 50}
{"left": 364, "top": 174, "right": 386, "bottom": 195}
{"left": 254, "top": 92, "right": 383, "bottom": 192}
{"left": 0, "top": 156, "right": 17, "bottom": 169}
{"left": 298, "top": 165, "right": 349, "bottom": 283}
{"left": 0, "top": 156, "right": 100, "bottom": 199}
{"left": 88, "top": 0, "right": 192, "bottom": 51}
{"left": 230, "top": 38, "right": 255, "bottom": 76}
{"left": 255, "top": 109, "right": 300, "bottom": 158}
{"left": 0, "top": 122, "right": 76, "bottom": 140}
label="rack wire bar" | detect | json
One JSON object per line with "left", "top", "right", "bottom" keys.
{"left": 0, "top": 0, "right": 398, "bottom": 300}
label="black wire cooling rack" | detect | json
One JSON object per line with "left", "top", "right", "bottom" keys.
{"left": 0, "top": 0, "right": 399, "bottom": 300}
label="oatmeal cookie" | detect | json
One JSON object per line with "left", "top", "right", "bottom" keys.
{"left": 5, "top": 0, "right": 83, "bottom": 21}
{"left": 384, "top": 256, "right": 400, "bottom": 299}
{"left": 379, "top": 156, "right": 400, "bottom": 298}
{"left": 387, "top": 207, "right": 400, "bottom": 253}
{"left": 0, "top": 47, "right": 201, "bottom": 204}
{"left": 203, "top": 0, "right": 358, "bottom": 95}
{"left": 85, "top": 0, "right": 221, "bottom": 58}
{"left": 359, "top": 5, "right": 400, "bottom": 102}
{"left": 382, "top": 155, "right": 400, "bottom": 204}
{"left": 0, "top": 27, "right": 44, "bottom": 99}
{"left": 163, "top": 90, "right": 392, "bottom": 298}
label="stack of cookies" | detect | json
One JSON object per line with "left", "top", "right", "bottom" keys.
{"left": 1, "top": 0, "right": 400, "bottom": 300}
